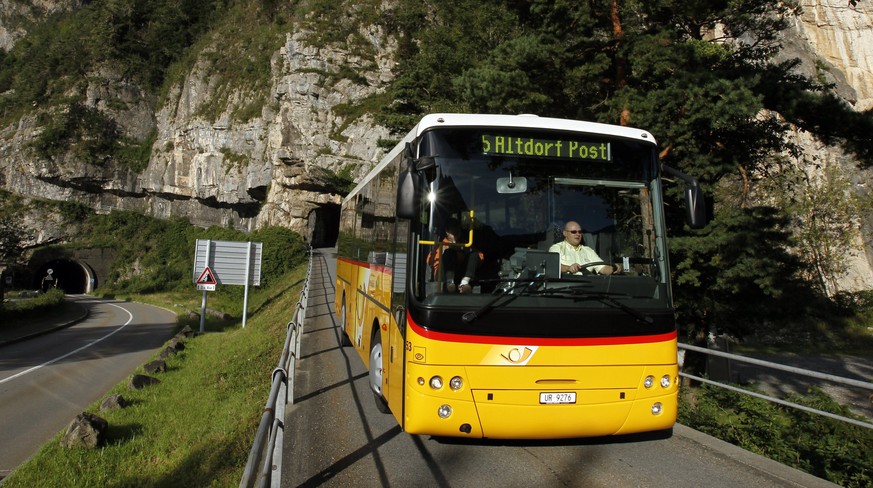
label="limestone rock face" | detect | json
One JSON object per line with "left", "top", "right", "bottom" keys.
{"left": 0, "top": 3, "right": 871, "bottom": 287}
{"left": 793, "top": 0, "right": 873, "bottom": 110}
{"left": 780, "top": 1, "right": 873, "bottom": 290}
{"left": 0, "top": 18, "right": 394, "bottom": 238}
{"left": 136, "top": 28, "right": 395, "bottom": 235}
{"left": 0, "top": 1, "right": 82, "bottom": 52}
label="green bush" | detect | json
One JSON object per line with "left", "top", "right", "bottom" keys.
{"left": 0, "top": 288, "right": 65, "bottom": 320}
{"left": 680, "top": 384, "right": 873, "bottom": 487}
{"left": 77, "top": 210, "right": 308, "bottom": 297}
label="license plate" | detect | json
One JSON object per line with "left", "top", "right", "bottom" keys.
{"left": 539, "top": 392, "right": 576, "bottom": 404}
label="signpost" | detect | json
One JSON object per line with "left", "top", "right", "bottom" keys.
{"left": 192, "top": 240, "right": 263, "bottom": 332}
{"left": 42, "top": 268, "right": 55, "bottom": 292}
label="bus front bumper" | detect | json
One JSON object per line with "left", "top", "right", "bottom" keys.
{"left": 403, "top": 387, "right": 677, "bottom": 439}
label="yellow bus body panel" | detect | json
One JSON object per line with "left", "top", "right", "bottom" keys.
{"left": 337, "top": 259, "right": 678, "bottom": 439}
{"left": 402, "top": 325, "right": 678, "bottom": 439}
{"left": 336, "top": 259, "right": 403, "bottom": 419}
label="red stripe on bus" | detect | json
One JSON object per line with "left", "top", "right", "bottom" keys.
{"left": 407, "top": 314, "right": 676, "bottom": 346}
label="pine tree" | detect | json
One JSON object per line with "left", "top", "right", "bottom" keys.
{"left": 385, "top": 0, "right": 873, "bottom": 338}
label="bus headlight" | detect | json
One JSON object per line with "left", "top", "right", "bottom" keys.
{"left": 651, "top": 402, "right": 663, "bottom": 415}
{"left": 660, "top": 375, "right": 672, "bottom": 388}
{"left": 643, "top": 375, "right": 655, "bottom": 388}
{"left": 449, "top": 376, "right": 463, "bottom": 390}
{"left": 438, "top": 404, "right": 452, "bottom": 418}
{"left": 429, "top": 376, "right": 444, "bottom": 390}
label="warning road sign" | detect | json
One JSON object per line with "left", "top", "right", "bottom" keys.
{"left": 196, "top": 266, "right": 217, "bottom": 290}
{"left": 197, "top": 266, "right": 217, "bottom": 284}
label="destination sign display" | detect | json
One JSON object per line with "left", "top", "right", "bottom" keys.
{"left": 481, "top": 134, "right": 611, "bottom": 162}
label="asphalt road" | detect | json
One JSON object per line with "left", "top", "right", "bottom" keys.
{"left": 0, "top": 296, "right": 177, "bottom": 477}
{"left": 282, "top": 250, "right": 838, "bottom": 488}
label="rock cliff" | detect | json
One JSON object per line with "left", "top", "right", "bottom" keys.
{"left": 0, "top": 1, "right": 872, "bottom": 288}
{"left": 0, "top": 0, "right": 82, "bottom": 51}
{"left": 1, "top": 22, "right": 394, "bottom": 239}
{"left": 787, "top": 0, "right": 873, "bottom": 290}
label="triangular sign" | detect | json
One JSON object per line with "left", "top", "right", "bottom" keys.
{"left": 197, "top": 266, "right": 217, "bottom": 285}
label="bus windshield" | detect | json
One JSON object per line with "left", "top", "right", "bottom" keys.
{"left": 411, "top": 127, "right": 673, "bottom": 333}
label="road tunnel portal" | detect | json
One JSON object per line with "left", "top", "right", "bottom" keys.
{"left": 308, "top": 203, "right": 340, "bottom": 248}
{"left": 33, "top": 259, "right": 93, "bottom": 294}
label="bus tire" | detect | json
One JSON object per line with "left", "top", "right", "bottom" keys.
{"left": 338, "top": 294, "right": 352, "bottom": 347}
{"left": 369, "top": 330, "right": 390, "bottom": 414}
{"left": 652, "top": 427, "right": 673, "bottom": 440}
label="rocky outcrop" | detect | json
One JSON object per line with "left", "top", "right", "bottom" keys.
{"left": 793, "top": 0, "right": 873, "bottom": 110}
{"left": 140, "top": 28, "right": 393, "bottom": 236}
{"left": 782, "top": 0, "right": 873, "bottom": 290}
{"left": 254, "top": 30, "right": 394, "bottom": 234}
{"left": 0, "top": 26, "right": 397, "bottom": 237}
{"left": 0, "top": 2, "right": 871, "bottom": 288}
{"left": 0, "top": 1, "right": 82, "bottom": 52}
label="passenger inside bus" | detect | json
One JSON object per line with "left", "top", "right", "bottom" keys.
{"left": 549, "top": 220, "right": 621, "bottom": 275}
{"left": 427, "top": 219, "right": 484, "bottom": 293}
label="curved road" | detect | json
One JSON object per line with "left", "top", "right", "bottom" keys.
{"left": 0, "top": 296, "right": 177, "bottom": 476}
{"left": 283, "top": 250, "right": 838, "bottom": 488}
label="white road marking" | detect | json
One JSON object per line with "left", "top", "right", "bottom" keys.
{"left": 0, "top": 302, "right": 134, "bottom": 385}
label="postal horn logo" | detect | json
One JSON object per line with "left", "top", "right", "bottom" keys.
{"left": 501, "top": 346, "right": 536, "bottom": 365}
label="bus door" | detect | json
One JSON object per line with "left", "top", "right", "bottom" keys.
{"left": 386, "top": 219, "right": 410, "bottom": 422}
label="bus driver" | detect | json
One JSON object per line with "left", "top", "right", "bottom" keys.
{"left": 549, "top": 221, "right": 621, "bottom": 275}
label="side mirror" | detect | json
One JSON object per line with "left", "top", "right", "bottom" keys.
{"left": 662, "top": 164, "right": 708, "bottom": 229}
{"left": 396, "top": 145, "right": 439, "bottom": 219}
{"left": 396, "top": 168, "right": 417, "bottom": 219}
{"left": 685, "top": 184, "right": 707, "bottom": 229}
{"left": 417, "top": 156, "right": 437, "bottom": 184}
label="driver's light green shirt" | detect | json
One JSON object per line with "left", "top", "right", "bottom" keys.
{"left": 548, "top": 240, "right": 607, "bottom": 274}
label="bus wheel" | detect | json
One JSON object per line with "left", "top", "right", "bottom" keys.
{"left": 338, "top": 295, "right": 352, "bottom": 347}
{"left": 369, "top": 331, "right": 390, "bottom": 413}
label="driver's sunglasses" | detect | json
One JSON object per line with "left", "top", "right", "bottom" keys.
{"left": 565, "top": 230, "right": 582, "bottom": 234}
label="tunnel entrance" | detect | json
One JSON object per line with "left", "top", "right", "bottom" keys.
{"left": 308, "top": 203, "right": 341, "bottom": 248}
{"left": 33, "top": 259, "right": 90, "bottom": 294}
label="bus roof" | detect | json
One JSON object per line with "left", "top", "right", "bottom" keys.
{"left": 416, "top": 114, "right": 656, "bottom": 144}
{"left": 342, "top": 114, "right": 657, "bottom": 203}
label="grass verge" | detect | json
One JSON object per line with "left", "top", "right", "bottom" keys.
{"left": 0, "top": 289, "right": 66, "bottom": 328}
{"left": 2, "top": 264, "right": 307, "bottom": 487}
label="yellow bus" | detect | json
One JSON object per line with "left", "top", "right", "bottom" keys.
{"left": 335, "top": 113, "right": 705, "bottom": 439}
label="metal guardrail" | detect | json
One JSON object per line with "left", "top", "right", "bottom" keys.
{"left": 678, "top": 342, "right": 873, "bottom": 429}
{"left": 240, "top": 248, "right": 313, "bottom": 488}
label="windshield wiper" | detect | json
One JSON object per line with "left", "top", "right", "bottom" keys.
{"left": 461, "top": 280, "right": 542, "bottom": 324}
{"left": 534, "top": 288, "right": 655, "bottom": 325}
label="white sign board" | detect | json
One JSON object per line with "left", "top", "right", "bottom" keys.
{"left": 193, "top": 240, "right": 262, "bottom": 286}
{"left": 192, "top": 239, "right": 263, "bottom": 331}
